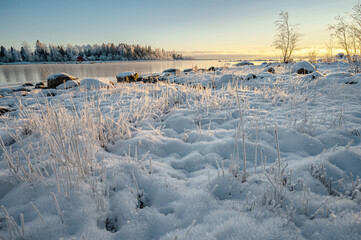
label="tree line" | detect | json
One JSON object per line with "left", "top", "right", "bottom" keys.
{"left": 0, "top": 40, "right": 185, "bottom": 63}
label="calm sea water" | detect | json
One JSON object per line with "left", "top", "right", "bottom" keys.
{"left": 0, "top": 60, "right": 263, "bottom": 85}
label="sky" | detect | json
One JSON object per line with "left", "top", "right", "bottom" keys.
{"left": 0, "top": 0, "right": 357, "bottom": 59}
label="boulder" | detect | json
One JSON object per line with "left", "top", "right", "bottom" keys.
{"left": 35, "top": 81, "right": 45, "bottom": 89}
{"left": 79, "top": 78, "right": 114, "bottom": 90}
{"left": 47, "top": 73, "right": 78, "bottom": 88}
{"left": 235, "top": 61, "right": 254, "bottom": 66}
{"left": 291, "top": 61, "right": 317, "bottom": 74}
{"left": 138, "top": 74, "right": 159, "bottom": 83}
{"left": 116, "top": 72, "right": 139, "bottom": 82}
{"left": 263, "top": 67, "right": 275, "bottom": 74}
{"left": 183, "top": 68, "right": 193, "bottom": 73}
{"left": 22, "top": 83, "right": 34, "bottom": 87}
{"left": 208, "top": 66, "right": 216, "bottom": 71}
{"left": 245, "top": 73, "right": 257, "bottom": 81}
{"left": 162, "top": 68, "right": 181, "bottom": 75}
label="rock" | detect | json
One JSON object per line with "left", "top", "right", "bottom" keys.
{"left": 245, "top": 73, "right": 257, "bottom": 80}
{"left": 138, "top": 74, "right": 159, "bottom": 83}
{"left": 22, "top": 83, "right": 34, "bottom": 87}
{"left": 35, "top": 81, "right": 45, "bottom": 89}
{"left": 12, "top": 87, "right": 31, "bottom": 92}
{"left": 56, "top": 80, "right": 79, "bottom": 89}
{"left": 47, "top": 73, "right": 78, "bottom": 88}
{"left": 263, "top": 67, "right": 275, "bottom": 74}
{"left": 336, "top": 53, "right": 345, "bottom": 59}
{"left": 116, "top": 72, "right": 139, "bottom": 82}
{"left": 300, "top": 71, "right": 324, "bottom": 81}
{"left": 291, "top": 61, "right": 317, "bottom": 74}
{"left": 345, "top": 81, "right": 358, "bottom": 84}
{"left": 162, "top": 68, "right": 181, "bottom": 75}
{"left": 0, "top": 107, "right": 10, "bottom": 116}
{"left": 79, "top": 78, "right": 114, "bottom": 90}
{"left": 208, "top": 66, "right": 216, "bottom": 71}
{"left": 235, "top": 61, "right": 254, "bottom": 66}
{"left": 183, "top": 68, "right": 193, "bottom": 73}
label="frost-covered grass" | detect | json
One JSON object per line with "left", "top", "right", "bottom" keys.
{"left": 0, "top": 62, "right": 360, "bottom": 239}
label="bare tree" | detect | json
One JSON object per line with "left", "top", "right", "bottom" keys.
{"left": 329, "top": 3, "right": 361, "bottom": 73}
{"left": 325, "top": 40, "right": 334, "bottom": 63}
{"left": 272, "top": 11, "right": 302, "bottom": 63}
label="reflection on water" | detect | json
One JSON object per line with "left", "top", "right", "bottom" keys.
{"left": 0, "top": 60, "right": 262, "bottom": 85}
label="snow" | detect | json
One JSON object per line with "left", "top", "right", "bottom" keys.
{"left": 116, "top": 72, "right": 137, "bottom": 78}
{"left": 79, "top": 78, "right": 114, "bottom": 89}
{"left": 291, "top": 61, "right": 317, "bottom": 74}
{"left": 56, "top": 80, "right": 79, "bottom": 89}
{"left": 0, "top": 61, "right": 360, "bottom": 239}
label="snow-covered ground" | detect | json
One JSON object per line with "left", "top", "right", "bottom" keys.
{"left": 0, "top": 62, "right": 360, "bottom": 240}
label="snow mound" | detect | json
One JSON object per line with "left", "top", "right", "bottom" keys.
{"left": 79, "top": 78, "right": 114, "bottom": 89}
{"left": 217, "top": 74, "right": 241, "bottom": 87}
{"left": 56, "top": 80, "right": 79, "bottom": 89}
{"left": 291, "top": 61, "right": 317, "bottom": 74}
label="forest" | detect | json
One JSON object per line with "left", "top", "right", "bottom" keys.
{"left": 0, "top": 40, "right": 185, "bottom": 63}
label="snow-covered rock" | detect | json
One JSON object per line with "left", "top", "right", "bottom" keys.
{"left": 56, "top": 80, "right": 79, "bottom": 89}
{"left": 336, "top": 52, "right": 345, "bottom": 59}
{"left": 47, "top": 73, "right": 78, "bottom": 88}
{"left": 79, "top": 78, "right": 114, "bottom": 89}
{"left": 262, "top": 67, "right": 275, "bottom": 74}
{"left": 138, "top": 74, "right": 159, "bottom": 83}
{"left": 116, "top": 72, "right": 139, "bottom": 82}
{"left": 162, "top": 68, "right": 181, "bottom": 75}
{"left": 183, "top": 68, "right": 193, "bottom": 73}
{"left": 235, "top": 61, "right": 254, "bottom": 66}
{"left": 245, "top": 73, "right": 257, "bottom": 80}
{"left": 291, "top": 61, "right": 317, "bottom": 74}
{"left": 300, "top": 71, "right": 324, "bottom": 81}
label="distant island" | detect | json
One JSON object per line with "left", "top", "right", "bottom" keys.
{"left": 0, "top": 40, "right": 185, "bottom": 63}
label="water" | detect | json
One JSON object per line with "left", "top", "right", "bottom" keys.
{"left": 0, "top": 60, "right": 263, "bottom": 85}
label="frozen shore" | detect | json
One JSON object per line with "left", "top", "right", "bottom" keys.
{"left": 0, "top": 61, "right": 360, "bottom": 239}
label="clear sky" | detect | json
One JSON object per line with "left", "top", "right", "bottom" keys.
{"left": 0, "top": 0, "right": 357, "bottom": 59}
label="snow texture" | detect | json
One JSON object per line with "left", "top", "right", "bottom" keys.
{"left": 0, "top": 61, "right": 360, "bottom": 240}
{"left": 79, "top": 78, "right": 114, "bottom": 89}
